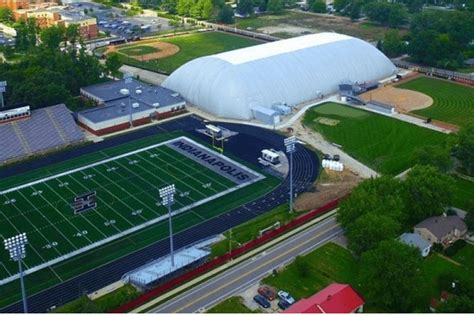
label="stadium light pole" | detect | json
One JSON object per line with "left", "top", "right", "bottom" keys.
{"left": 124, "top": 73, "right": 133, "bottom": 128}
{"left": 284, "top": 136, "right": 297, "bottom": 213}
{"left": 4, "top": 233, "right": 28, "bottom": 313}
{"left": 159, "top": 184, "right": 176, "bottom": 267}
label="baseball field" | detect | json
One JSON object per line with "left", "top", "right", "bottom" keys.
{"left": 397, "top": 77, "right": 474, "bottom": 127}
{"left": 303, "top": 102, "right": 449, "bottom": 175}
{"left": 108, "top": 31, "right": 263, "bottom": 74}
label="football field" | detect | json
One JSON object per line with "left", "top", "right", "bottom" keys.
{"left": 0, "top": 136, "right": 263, "bottom": 284}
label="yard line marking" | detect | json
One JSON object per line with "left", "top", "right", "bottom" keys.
{"left": 0, "top": 200, "right": 51, "bottom": 264}
{"left": 62, "top": 174, "right": 122, "bottom": 234}
{"left": 104, "top": 161, "right": 170, "bottom": 217}
{"left": 77, "top": 169, "right": 137, "bottom": 227}
{"left": 0, "top": 262, "right": 12, "bottom": 277}
{"left": 133, "top": 151, "right": 210, "bottom": 200}
{"left": 17, "top": 189, "right": 79, "bottom": 251}
{"left": 92, "top": 166, "right": 156, "bottom": 222}
{"left": 112, "top": 158, "right": 191, "bottom": 209}
{"left": 42, "top": 181, "right": 105, "bottom": 241}
{"left": 154, "top": 147, "right": 233, "bottom": 192}
{"left": 50, "top": 178, "right": 108, "bottom": 239}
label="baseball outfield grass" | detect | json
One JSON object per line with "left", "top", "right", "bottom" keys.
{"left": 118, "top": 45, "right": 160, "bottom": 56}
{"left": 397, "top": 77, "right": 474, "bottom": 127}
{"left": 303, "top": 102, "right": 449, "bottom": 175}
{"left": 112, "top": 31, "right": 262, "bottom": 74}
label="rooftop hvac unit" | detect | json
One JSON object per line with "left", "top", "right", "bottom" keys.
{"left": 132, "top": 103, "right": 140, "bottom": 108}
{"left": 152, "top": 102, "right": 160, "bottom": 107}
{"left": 120, "top": 88, "right": 130, "bottom": 95}
{"left": 171, "top": 93, "right": 180, "bottom": 97}
{"left": 135, "top": 89, "right": 142, "bottom": 95}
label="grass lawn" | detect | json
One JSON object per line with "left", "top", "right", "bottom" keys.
{"left": 208, "top": 296, "right": 255, "bottom": 313}
{"left": 114, "top": 32, "right": 262, "bottom": 74}
{"left": 52, "top": 284, "right": 139, "bottom": 313}
{"left": 303, "top": 102, "right": 448, "bottom": 175}
{"left": 118, "top": 45, "right": 159, "bottom": 56}
{"left": 452, "top": 176, "right": 474, "bottom": 211}
{"left": 397, "top": 77, "right": 474, "bottom": 127}
{"left": 261, "top": 243, "right": 359, "bottom": 301}
{"left": 453, "top": 244, "right": 474, "bottom": 270}
{"left": 417, "top": 253, "right": 474, "bottom": 311}
{"left": 210, "top": 204, "right": 297, "bottom": 258}
{"left": 234, "top": 11, "right": 397, "bottom": 41}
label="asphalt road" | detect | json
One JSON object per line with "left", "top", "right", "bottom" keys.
{"left": 150, "top": 215, "right": 342, "bottom": 313}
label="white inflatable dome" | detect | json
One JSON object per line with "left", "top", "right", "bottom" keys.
{"left": 162, "top": 32, "right": 397, "bottom": 120}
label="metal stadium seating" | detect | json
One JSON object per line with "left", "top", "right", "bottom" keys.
{"left": 0, "top": 104, "right": 85, "bottom": 164}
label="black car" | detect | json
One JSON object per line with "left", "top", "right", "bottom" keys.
{"left": 254, "top": 295, "right": 271, "bottom": 309}
{"left": 278, "top": 299, "right": 291, "bottom": 310}
{"left": 333, "top": 154, "right": 340, "bottom": 161}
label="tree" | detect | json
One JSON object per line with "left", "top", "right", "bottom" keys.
{"left": 381, "top": 30, "right": 405, "bottom": 58}
{"left": 360, "top": 240, "right": 422, "bottom": 312}
{"left": 267, "top": 0, "right": 284, "bottom": 13}
{"left": 311, "top": 0, "right": 326, "bottom": 13}
{"left": 346, "top": 212, "right": 400, "bottom": 255}
{"left": 14, "top": 18, "right": 38, "bottom": 52}
{"left": 454, "top": 122, "right": 474, "bottom": 176}
{"left": 0, "top": 7, "right": 13, "bottom": 23}
{"left": 161, "top": 0, "right": 178, "bottom": 13}
{"left": 40, "top": 25, "right": 65, "bottom": 50}
{"left": 218, "top": 4, "right": 234, "bottom": 23}
{"left": 465, "top": 211, "right": 474, "bottom": 231}
{"left": 437, "top": 295, "right": 474, "bottom": 312}
{"left": 201, "top": 0, "right": 214, "bottom": 19}
{"left": 105, "top": 53, "right": 122, "bottom": 77}
{"left": 402, "top": 165, "right": 455, "bottom": 225}
{"left": 413, "top": 144, "right": 452, "bottom": 172}
{"left": 364, "top": 2, "right": 408, "bottom": 28}
{"left": 406, "top": 0, "right": 423, "bottom": 13}
{"left": 177, "top": 0, "right": 193, "bottom": 15}
{"left": 294, "top": 256, "right": 311, "bottom": 278}
{"left": 237, "top": 0, "right": 254, "bottom": 16}
{"left": 65, "top": 24, "right": 80, "bottom": 46}
{"left": 337, "top": 176, "right": 404, "bottom": 228}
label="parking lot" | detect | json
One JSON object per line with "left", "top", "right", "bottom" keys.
{"left": 69, "top": 2, "right": 173, "bottom": 39}
{"left": 0, "top": 34, "right": 15, "bottom": 47}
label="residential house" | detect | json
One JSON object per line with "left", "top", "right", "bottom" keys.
{"left": 414, "top": 215, "right": 467, "bottom": 246}
{"left": 283, "top": 283, "right": 365, "bottom": 313}
{"left": 399, "top": 232, "right": 431, "bottom": 257}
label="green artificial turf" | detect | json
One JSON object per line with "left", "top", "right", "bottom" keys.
{"left": 303, "top": 102, "right": 448, "bottom": 175}
{"left": 398, "top": 77, "right": 474, "bottom": 127}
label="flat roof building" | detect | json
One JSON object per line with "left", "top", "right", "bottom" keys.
{"left": 78, "top": 79, "right": 186, "bottom": 136}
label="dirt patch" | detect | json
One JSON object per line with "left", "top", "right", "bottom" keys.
{"left": 360, "top": 85, "right": 433, "bottom": 113}
{"left": 315, "top": 117, "right": 340, "bottom": 126}
{"left": 294, "top": 168, "right": 362, "bottom": 212}
{"left": 106, "top": 41, "right": 180, "bottom": 61}
{"left": 259, "top": 24, "right": 313, "bottom": 35}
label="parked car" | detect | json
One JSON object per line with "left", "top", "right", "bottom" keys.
{"left": 254, "top": 295, "right": 271, "bottom": 309}
{"left": 278, "top": 290, "right": 295, "bottom": 305}
{"left": 278, "top": 299, "right": 291, "bottom": 310}
{"left": 258, "top": 286, "right": 276, "bottom": 301}
{"left": 333, "top": 154, "right": 340, "bottom": 161}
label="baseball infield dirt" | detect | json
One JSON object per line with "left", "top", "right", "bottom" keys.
{"left": 360, "top": 85, "right": 433, "bottom": 113}
{"left": 106, "top": 41, "right": 180, "bottom": 61}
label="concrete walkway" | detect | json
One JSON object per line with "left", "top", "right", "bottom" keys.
{"left": 119, "top": 65, "right": 168, "bottom": 85}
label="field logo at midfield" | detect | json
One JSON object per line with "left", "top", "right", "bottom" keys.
{"left": 168, "top": 138, "right": 261, "bottom": 185}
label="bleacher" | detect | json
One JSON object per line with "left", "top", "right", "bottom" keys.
{"left": 0, "top": 104, "right": 85, "bottom": 164}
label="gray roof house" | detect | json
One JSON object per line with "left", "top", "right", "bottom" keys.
{"left": 414, "top": 215, "right": 467, "bottom": 245}
{"left": 399, "top": 233, "right": 431, "bottom": 257}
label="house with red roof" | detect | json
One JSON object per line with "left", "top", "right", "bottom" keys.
{"left": 282, "top": 283, "right": 365, "bottom": 313}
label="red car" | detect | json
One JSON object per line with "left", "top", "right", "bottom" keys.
{"left": 258, "top": 286, "right": 276, "bottom": 301}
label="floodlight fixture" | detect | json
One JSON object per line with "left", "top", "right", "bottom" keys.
{"left": 284, "top": 136, "right": 298, "bottom": 213}
{"left": 159, "top": 184, "right": 176, "bottom": 266}
{"left": 3, "top": 233, "right": 28, "bottom": 313}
